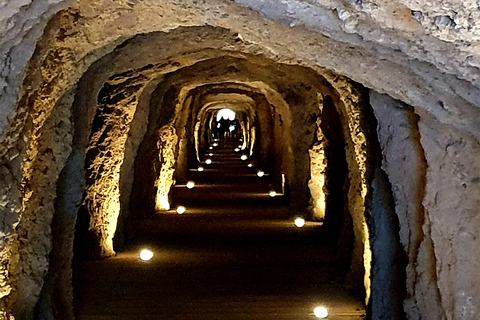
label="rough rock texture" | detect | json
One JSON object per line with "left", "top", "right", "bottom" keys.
{"left": 419, "top": 112, "right": 480, "bottom": 320}
{"left": 8, "top": 87, "right": 73, "bottom": 319}
{"left": 153, "top": 126, "right": 178, "bottom": 212}
{"left": 76, "top": 74, "right": 150, "bottom": 258}
{"left": 0, "top": 0, "right": 72, "bottom": 139}
{"left": 308, "top": 133, "right": 327, "bottom": 220}
{"left": 371, "top": 92, "right": 445, "bottom": 320}
{"left": 0, "top": 0, "right": 479, "bottom": 319}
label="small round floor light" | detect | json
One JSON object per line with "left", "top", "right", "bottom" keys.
{"left": 209, "top": 146, "right": 213, "bottom": 149}
{"left": 241, "top": 155, "right": 247, "bottom": 160}
{"left": 208, "top": 153, "right": 213, "bottom": 156}
{"left": 257, "top": 170, "right": 265, "bottom": 177}
{"left": 186, "top": 181, "right": 195, "bottom": 189}
{"left": 176, "top": 206, "right": 186, "bottom": 214}
{"left": 205, "top": 159, "right": 212, "bottom": 165}
{"left": 294, "top": 217, "right": 305, "bottom": 228}
{"left": 235, "top": 148, "right": 240, "bottom": 152}
{"left": 213, "top": 143, "right": 218, "bottom": 147}
{"left": 269, "top": 191, "right": 277, "bottom": 197}
{"left": 198, "top": 166, "right": 204, "bottom": 172}
{"left": 140, "top": 249, "right": 153, "bottom": 261}
{"left": 314, "top": 307, "right": 328, "bottom": 319}
{"left": 247, "top": 163, "right": 253, "bottom": 168}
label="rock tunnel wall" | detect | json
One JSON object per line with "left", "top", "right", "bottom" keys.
{"left": 0, "top": 1, "right": 479, "bottom": 320}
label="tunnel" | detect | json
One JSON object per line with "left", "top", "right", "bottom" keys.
{"left": 1, "top": 1, "right": 480, "bottom": 320}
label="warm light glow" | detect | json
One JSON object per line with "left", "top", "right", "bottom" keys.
{"left": 213, "top": 143, "right": 218, "bottom": 147}
{"left": 295, "top": 218, "right": 305, "bottom": 228}
{"left": 209, "top": 146, "right": 213, "bottom": 149}
{"left": 235, "top": 148, "right": 240, "bottom": 152}
{"left": 198, "top": 166, "right": 204, "bottom": 172}
{"left": 176, "top": 206, "right": 186, "bottom": 214}
{"left": 205, "top": 159, "right": 212, "bottom": 165}
{"left": 186, "top": 181, "right": 195, "bottom": 189}
{"left": 208, "top": 153, "right": 213, "bottom": 156}
{"left": 155, "top": 194, "right": 170, "bottom": 211}
{"left": 140, "top": 249, "right": 153, "bottom": 261}
{"left": 269, "top": 191, "right": 277, "bottom": 197}
{"left": 216, "top": 108, "right": 236, "bottom": 121}
{"left": 241, "top": 155, "right": 247, "bottom": 160}
{"left": 314, "top": 307, "right": 328, "bottom": 318}
{"left": 248, "top": 163, "right": 253, "bottom": 167}
{"left": 257, "top": 170, "right": 265, "bottom": 177}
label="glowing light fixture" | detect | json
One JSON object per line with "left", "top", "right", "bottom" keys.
{"left": 140, "top": 249, "right": 153, "bottom": 261}
{"left": 241, "top": 155, "right": 247, "bottom": 160}
{"left": 269, "top": 191, "right": 277, "bottom": 197}
{"left": 205, "top": 159, "right": 212, "bottom": 165}
{"left": 186, "top": 181, "right": 195, "bottom": 189}
{"left": 247, "top": 163, "right": 253, "bottom": 168}
{"left": 176, "top": 206, "right": 186, "bottom": 214}
{"left": 257, "top": 170, "right": 265, "bottom": 177}
{"left": 208, "top": 153, "right": 213, "bottom": 156}
{"left": 213, "top": 143, "right": 218, "bottom": 147}
{"left": 294, "top": 218, "right": 306, "bottom": 228}
{"left": 314, "top": 307, "right": 328, "bottom": 319}
{"left": 209, "top": 146, "right": 213, "bottom": 149}
{"left": 198, "top": 166, "right": 204, "bottom": 172}
{"left": 235, "top": 148, "right": 240, "bottom": 152}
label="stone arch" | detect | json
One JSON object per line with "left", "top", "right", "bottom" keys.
{"left": 2, "top": 1, "right": 475, "bottom": 318}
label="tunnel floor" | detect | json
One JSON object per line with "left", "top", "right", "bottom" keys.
{"left": 73, "top": 142, "right": 365, "bottom": 319}
{"left": 73, "top": 210, "right": 365, "bottom": 319}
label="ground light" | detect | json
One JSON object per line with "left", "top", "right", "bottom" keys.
{"left": 269, "top": 191, "right": 277, "bottom": 197}
{"left": 257, "top": 170, "right": 265, "bottom": 177}
{"left": 314, "top": 306, "right": 328, "bottom": 318}
{"left": 241, "top": 155, "right": 247, "bottom": 160}
{"left": 205, "top": 159, "right": 212, "bottom": 165}
{"left": 208, "top": 153, "right": 213, "bottom": 156}
{"left": 176, "top": 206, "right": 186, "bottom": 214}
{"left": 139, "top": 249, "right": 153, "bottom": 261}
{"left": 294, "top": 217, "right": 305, "bottom": 228}
{"left": 209, "top": 146, "right": 213, "bottom": 149}
{"left": 186, "top": 181, "right": 195, "bottom": 189}
{"left": 198, "top": 166, "right": 204, "bottom": 172}
{"left": 235, "top": 148, "right": 240, "bottom": 152}
{"left": 213, "top": 143, "right": 218, "bottom": 147}
{"left": 247, "top": 163, "right": 253, "bottom": 167}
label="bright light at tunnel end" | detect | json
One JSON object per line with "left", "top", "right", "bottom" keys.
{"left": 314, "top": 306, "right": 328, "bottom": 318}
{"left": 140, "top": 249, "right": 153, "bottom": 261}
{"left": 294, "top": 217, "right": 305, "bottom": 228}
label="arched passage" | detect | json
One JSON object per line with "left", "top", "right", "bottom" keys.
{"left": 1, "top": 1, "right": 474, "bottom": 319}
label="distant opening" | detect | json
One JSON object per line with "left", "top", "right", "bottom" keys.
{"left": 216, "top": 108, "right": 236, "bottom": 121}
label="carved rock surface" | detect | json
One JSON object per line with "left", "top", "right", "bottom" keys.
{"left": 0, "top": 0, "right": 479, "bottom": 320}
